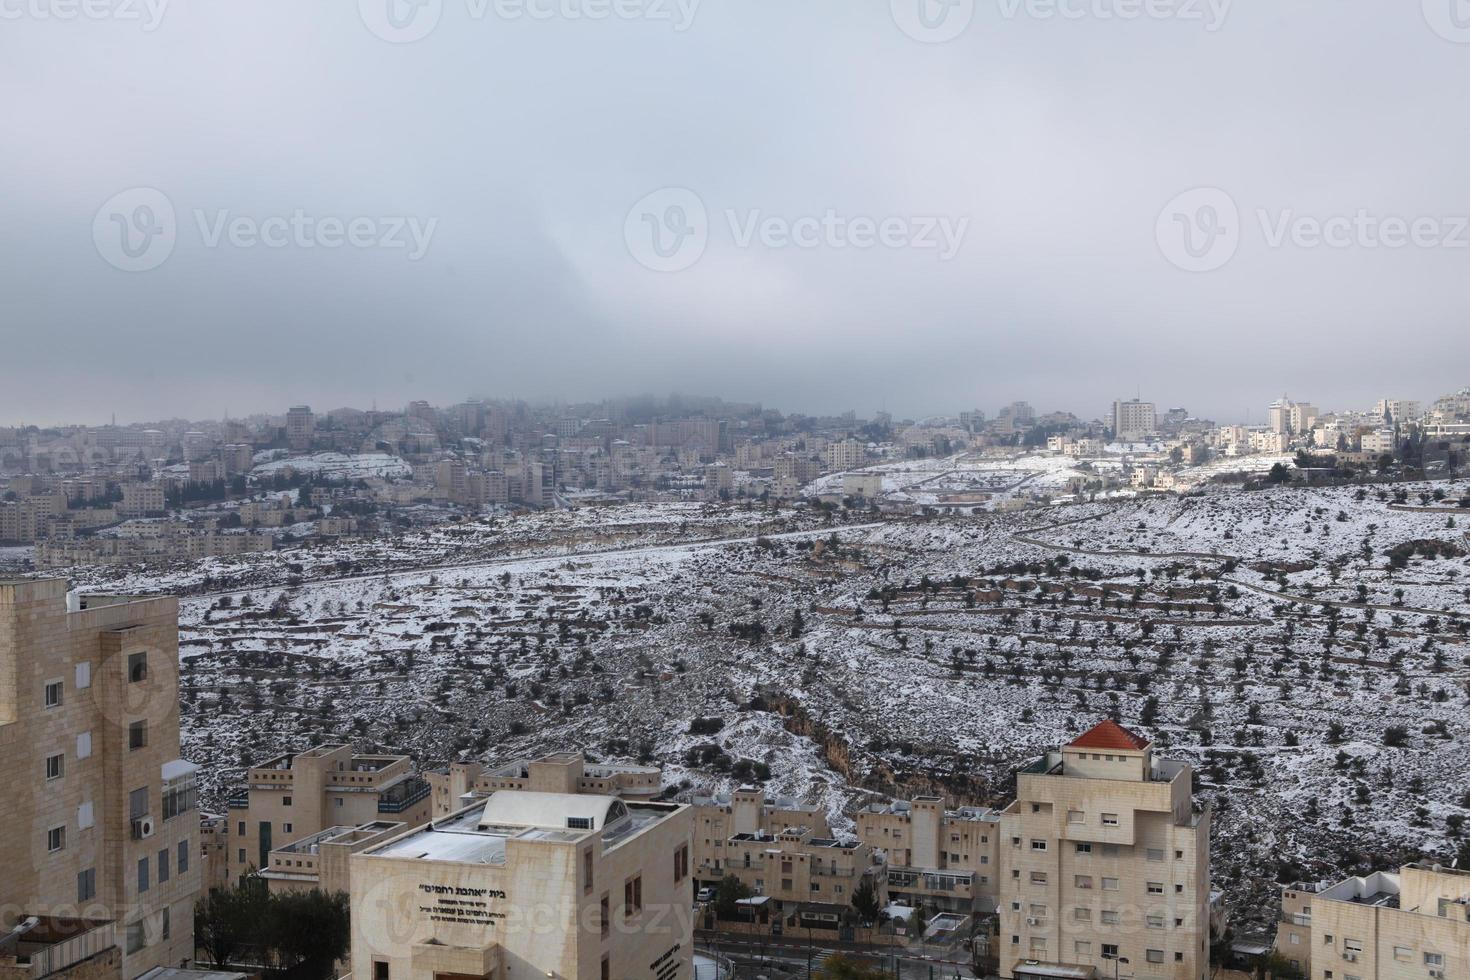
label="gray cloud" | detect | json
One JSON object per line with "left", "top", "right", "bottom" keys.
{"left": 2, "top": 0, "right": 1468, "bottom": 425}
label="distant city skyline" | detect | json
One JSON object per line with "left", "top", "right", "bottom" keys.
{"left": 3, "top": 381, "right": 1464, "bottom": 431}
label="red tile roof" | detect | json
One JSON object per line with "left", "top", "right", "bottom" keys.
{"left": 1067, "top": 719, "right": 1150, "bottom": 751}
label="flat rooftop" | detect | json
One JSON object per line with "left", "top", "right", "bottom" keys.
{"left": 366, "top": 792, "right": 679, "bottom": 866}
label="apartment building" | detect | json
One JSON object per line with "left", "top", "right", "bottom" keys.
{"left": 690, "top": 785, "right": 831, "bottom": 880}
{"left": 857, "top": 797, "right": 1001, "bottom": 914}
{"left": 285, "top": 406, "right": 315, "bottom": 451}
{"left": 224, "top": 743, "right": 432, "bottom": 882}
{"left": 349, "top": 792, "right": 694, "bottom": 980}
{"left": 826, "top": 439, "right": 866, "bottom": 472}
{"left": 996, "top": 720, "right": 1210, "bottom": 980}
{"left": 257, "top": 820, "right": 404, "bottom": 895}
{"left": 0, "top": 578, "right": 201, "bottom": 978}
{"left": 1111, "top": 400, "right": 1158, "bottom": 443}
{"left": 1272, "top": 863, "right": 1470, "bottom": 980}
{"left": 711, "top": 826, "right": 878, "bottom": 928}
{"left": 427, "top": 752, "right": 663, "bottom": 818}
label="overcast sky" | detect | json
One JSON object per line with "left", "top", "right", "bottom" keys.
{"left": 3, "top": 0, "right": 1468, "bottom": 426}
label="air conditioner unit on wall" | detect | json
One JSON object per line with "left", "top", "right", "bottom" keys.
{"left": 131, "top": 815, "right": 155, "bottom": 839}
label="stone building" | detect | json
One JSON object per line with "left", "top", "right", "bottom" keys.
{"left": 0, "top": 578, "right": 201, "bottom": 977}
{"left": 996, "top": 720, "right": 1211, "bottom": 980}
{"left": 223, "top": 743, "right": 432, "bottom": 883}
{"left": 349, "top": 792, "right": 694, "bottom": 980}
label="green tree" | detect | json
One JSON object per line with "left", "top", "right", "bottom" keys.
{"left": 714, "top": 874, "right": 752, "bottom": 920}
{"left": 850, "top": 876, "right": 881, "bottom": 923}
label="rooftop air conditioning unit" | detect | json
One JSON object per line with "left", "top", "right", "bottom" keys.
{"left": 131, "top": 815, "right": 155, "bottom": 839}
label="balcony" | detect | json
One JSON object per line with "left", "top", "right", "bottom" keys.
{"left": 0, "top": 916, "right": 116, "bottom": 980}
{"left": 377, "top": 776, "right": 430, "bottom": 814}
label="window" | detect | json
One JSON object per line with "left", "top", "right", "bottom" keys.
{"left": 624, "top": 875, "right": 642, "bottom": 916}
{"left": 128, "top": 652, "right": 148, "bottom": 683}
{"left": 129, "top": 721, "right": 148, "bottom": 750}
{"left": 158, "top": 848, "right": 170, "bottom": 883}
{"left": 126, "top": 921, "right": 144, "bottom": 954}
{"left": 77, "top": 731, "right": 92, "bottom": 759}
{"left": 283, "top": 823, "right": 293, "bottom": 834}
{"left": 45, "top": 681, "right": 63, "bottom": 708}
{"left": 601, "top": 956, "right": 610, "bottom": 980}
{"left": 78, "top": 801, "right": 94, "bottom": 829}
{"left": 1175, "top": 849, "right": 1184, "bottom": 860}
{"left": 674, "top": 843, "right": 689, "bottom": 882}
{"left": 373, "top": 961, "right": 389, "bottom": 980}
{"left": 1030, "top": 839, "right": 1047, "bottom": 851}
{"left": 1147, "top": 914, "right": 1164, "bottom": 928}
{"left": 46, "top": 753, "right": 64, "bottom": 780}
{"left": 75, "top": 662, "right": 91, "bottom": 689}
{"left": 1425, "top": 952, "right": 1444, "bottom": 966}
{"left": 600, "top": 894, "right": 610, "bottom": 937}
{"left": 1074, "top": 941, "right": 1092, "bottom": 956}
{"left": 282, "top": 796, "right": 292, "bottom": 807}
{"left": 1101, "top": 813, "right": 1119, "bottom": 827}
{"left": 1075, "top": 842, "right": 1092, "bottom": 855}
{"left": 178, "top": 839, "right": 190, "bottom": 874}
{"left": 238, "top": 848, "right": 246, "bottom": 863}
{"left": 138, "top": 857, "right": 149, "bottom": 892}
{"left": 78, "top": 868, "right": 96, "bottom": 901}
{"left": 238, "top": 821, "right": 246, "bottom": 836}
{"left": 1102, "top": 944, "right": 1119, "bottom": 959}
{"left": 48, "top": 826, "right": 66, "bottom": 852}
{"left": 1147, "top": 848, "right": 1165, "bottom": 861}
{"left": 1073, "top": 908, "right": 1092, "bottom": 922}
{"left": 1101, "top": 910, "right": 1119, "bottom": 925}
{"left": 1075, "top": 875, "right": 1093, "bottom": 889}
{"left": 1148, "top": 881, "right": 1164, "bottom": 894}
{"left": 584, "top": 849, "right": 595, "bottom": 893}
{"left": 163, "top": 782, "right": 197, "bottom": 820}
{"left": 1067, "top": 810, "right": 1084, "bottom": 824}
{"left": 1029, "top": 872, "right": 1048, "bottom": 885}
{"left": 1146, "top": 949, "right": 1164, "bottom": 964}
{"left": 1102, "top": 877, "right": 1119, "bottom": 891}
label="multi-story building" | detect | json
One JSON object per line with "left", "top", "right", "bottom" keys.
{"left": 996, "top": 720, "right": 1210, "bottom": 980}
{"left": 285, "top": 406, "right": 315, "bottom": 451}
{"left": 1111, "top": 400, "right": 1158, "bottom": 444}
{"left": 258, "top": 820, "right": 404, "bottom": 896}
{"left": 690, "top": 785, "right": 831, "bottom": 881}
{"left": 1272, "top": 863, "right": 1470, "bottom": 980}
{"left": 0, "top": 578, "right": 201, "bottom": 977}
{"left": 427, "top": 752, "right": 662, "bottom": 818}
{"left": 1271, "top": 879, "right": 1321, "bottom": 975}
{"left": 118, "top": 483, "right": 165, "bottom": 519}
{"left": 349, "top": 791, "right": 694, "bottom": 980}
{"left": 224, "top": 743, "right": 432, "bottom": 882}
{"left": 826, "top": 439, "right": 865, "bottom": 472}
{"left": 857, "top": 797, "right": 1001, "bottom": 914}
{"left": 711, "top": 826, "right": 878, "bottom": 929}
{"left": 1374, "top": 399, "right": 1421, "bottom": 425}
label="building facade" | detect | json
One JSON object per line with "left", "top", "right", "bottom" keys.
{"left": 0, "top": 578, "right": 201, "bottom": 978}
{"left": 349, "top": 792, "right": 694, "bottom": 980}
{"left": 857, "top": 797, "right": 1001, "bottom": 914}
{"left": 996, "top": 721, "right": 1211, "bottom": 980}
{"left": 224, "top": 743, "right": 432, "bottom": 883}
{"left": 1272, "top": 863, "right": 1470, "bottom": 980}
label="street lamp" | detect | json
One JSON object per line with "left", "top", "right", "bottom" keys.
{"left": 1113, "top": 955, "right": 1129, "bottom": 980}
